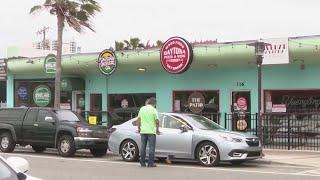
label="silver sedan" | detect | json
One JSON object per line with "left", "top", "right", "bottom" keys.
{"left": 108, "top": 113, "right": 262, "bottom": 166}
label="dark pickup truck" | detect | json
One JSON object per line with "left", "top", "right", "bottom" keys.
{"left": 0, "top": 107, "right": 108, "bottom": 157}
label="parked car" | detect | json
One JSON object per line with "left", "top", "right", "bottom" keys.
{"left": 0, "top": 156, "right": 41, "bottom": 180}
{"left": 108, "top": 113, "right": 262, "bottom": 167}
{"left": 0, "top": 107, "right": 108, "bottom": 157}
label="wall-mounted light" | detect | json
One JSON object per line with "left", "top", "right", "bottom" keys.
{"left": 26, "top": 59, "right": 34, "bottom": 64}
{"left": 207, "top": 64, "right": 218, "bottom": 68}
{"left": 293, "top": 59, "right": 305, "bottom": 70}
{"left": 137, "top": 67, "right": 146, "bottom": 72}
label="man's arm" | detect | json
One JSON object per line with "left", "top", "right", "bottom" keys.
{"left": 155, "top": 119, "right": 160, "bottom": 135}
{"left": 137, "top": 117, "right": 141, "bottom": 133}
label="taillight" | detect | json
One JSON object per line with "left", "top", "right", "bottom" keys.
{"left": 108, "top": 127, "right": 116, "bottom": 134}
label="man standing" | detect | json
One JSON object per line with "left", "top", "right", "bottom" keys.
{"left": 138, "top": 97, "right": 160, "bottom": 167}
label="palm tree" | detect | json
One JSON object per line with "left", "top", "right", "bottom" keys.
{"left": 30, "top": 0, "right": 101, "bottom": 108}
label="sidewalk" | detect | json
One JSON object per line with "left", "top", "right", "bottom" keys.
{"left": 261, "top": 149, "right": 320, "bottom": 167}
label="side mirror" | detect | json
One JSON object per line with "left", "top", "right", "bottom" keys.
{"left": 180, "top": 125, "right": 188, "bottom": 133}
{"left": 6, "top": 157, "right": 29, "bottom": 173}
{"left": 45, "top": 116, "right": 55, "bottom": 123}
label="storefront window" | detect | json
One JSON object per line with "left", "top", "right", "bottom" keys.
{"left": 108, "top": 93, "right": 156, "bottom": 127}
{"left": 173, "top": 91, "right": 219, "bottom": 122}
{"left": 0, "top": 81, "right": 6, "bottom": 107}
{"left": 14, "top": 80, "right": 55, "bottom": 107}
{"left": 265, "top": 90, "right": 320, "bottom": 113}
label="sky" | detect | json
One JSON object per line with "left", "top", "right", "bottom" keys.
{"left": 0, "top": 0, "right": 319, "bottom": 58}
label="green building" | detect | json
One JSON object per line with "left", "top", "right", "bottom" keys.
{"left": 3, "top": 35, "right": 320, "bottom": 131}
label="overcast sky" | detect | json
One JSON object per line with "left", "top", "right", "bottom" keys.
{"left": 0, "top": 0, "right": 319, "bottom": 58}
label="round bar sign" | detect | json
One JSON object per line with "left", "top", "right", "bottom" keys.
{"left": 160, "top": 37, "right": 193, "bottom": 74}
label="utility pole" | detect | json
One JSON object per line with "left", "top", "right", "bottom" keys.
{"left": 37, "top": 26, "right": 50, "bottom": 50}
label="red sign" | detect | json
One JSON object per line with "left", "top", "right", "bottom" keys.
{"left": 237, "top": 97, "right": 247, "bottom": 110}
{"left": 160, "top": 37, "right": 193, "bottom": 74}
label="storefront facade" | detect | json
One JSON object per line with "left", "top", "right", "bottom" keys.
{"left": 4, "top": 36, "right": 320, "bottom": 130}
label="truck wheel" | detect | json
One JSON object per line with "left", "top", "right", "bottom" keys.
{"left": 0, "top": 132, "right": 15, "bottom": 153}
{"left": 90, "top": 148, "right": 107, "bottom": 157}
{"left": 32, "top": 145, "right": 46, "bottom": 153}
{"left": 57, "top": 135, "right": 76, "bottom": 157}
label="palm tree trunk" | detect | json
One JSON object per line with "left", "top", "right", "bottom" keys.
{"left": 54, "top": 12, "right": 64, "bottom": 108}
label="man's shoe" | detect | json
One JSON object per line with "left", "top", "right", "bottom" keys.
{"left": 165, "top": 158, "right": 172, "bottom": 164}
{"left": 140, "top": 163, "right": 146, "bottom": 167}
{"left": 147, "top": 164, "right": 157, "bottom": 167}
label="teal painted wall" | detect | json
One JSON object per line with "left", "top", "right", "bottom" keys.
{"left": 85, "top": 63, "right": 320, "bottom": 127}
{"left": 6, "top": 63, "right": 320, "bottom": 128}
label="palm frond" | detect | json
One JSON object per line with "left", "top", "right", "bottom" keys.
{"left": 44, "top": 0, "right": 53, "bottom": 7}
{"left": 29, "top": 5, "right": 43, "bottom": 14}
{"left": 66, "top": 16, "right": 82, "bottom": 33}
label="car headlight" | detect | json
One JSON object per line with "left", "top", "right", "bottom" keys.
{"left": 77, "top": 127, "right": 93, "bottom": 137}
{"left": 220, "top": 135, "right": 243, "bottom": 143}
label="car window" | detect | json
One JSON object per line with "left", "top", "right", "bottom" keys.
{"left": 37, "top": 110, "right": 54, "bottom": 122}
{"left": 162, "top": 115, "right": 184, "bottom": 129}
{"left": 0, "top": 159, "right": 18, "bottom": 180}
{"left": 25, "top": 109, "right": 38, "bottom": 122}
{"left": 55, "top": 110, "right": 80, "bottom": 122}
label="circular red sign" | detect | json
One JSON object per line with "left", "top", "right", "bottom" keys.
{"left": 237, "top": 97, "right": 247, "bottom": 109}
{"left": 160, "top": 37, "right": 192, "bottom": 74}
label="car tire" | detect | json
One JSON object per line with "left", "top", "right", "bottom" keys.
{"left": 231, "top": 160, "right": 245, "bottom": 166}
{"left": 90, "top": 148, "right": 107, "bottom": 157}
{"left": 0, "top": 132, "right": 15, "bottom": 153}
{"left": 120, "top": 139, "right": 139, "bottom": 162}
{"left": 57, "top": 135, "right": 76, "bottom": 157}
{"left": 32, "top": 145, "right": 46, "bottom": 153}
{"left": 196, "top": 142, "right": 220, "bottom": 167}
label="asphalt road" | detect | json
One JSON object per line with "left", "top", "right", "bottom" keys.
{"left": 1, "top": 148, "right": 320, "bottom": 180}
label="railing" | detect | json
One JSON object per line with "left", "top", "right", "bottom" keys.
{"left": 198, "top": 112, "right": 221, "bottom": 124}
{"left": 224, "top": 112, "right": 258, "bottom": 136}
{"left": 262, "top": 113, "right": 320, "bottom": 151}
{"left": 224, "top": 112, "right": 320, "bottom": 151}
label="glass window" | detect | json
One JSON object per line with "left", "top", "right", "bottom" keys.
{"left": 184, "top": 114, "right": 224, "bottom": 130}
{"left": 55, "top": 110, "right": 80, "bottom": 122}
{"left": 108, "top": 93, "right": 156, "bottom": 126}
{"left": 0, "top": 159, "right": 18, "bottom": 180}
{"left": 162, "top": 115, "right": 184, "bottom": 129}
{"left": 25, "top": 109, "right": 38, "bottom": 122}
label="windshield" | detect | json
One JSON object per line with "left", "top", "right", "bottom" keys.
{"left": 0, "top": 159, "right": 18, "bottom": 180}
{"left": 55, "top": 110, "right": 81, "bottom": 122}
{"left": 184, "top": 114, "right": 224, "bottom": 130}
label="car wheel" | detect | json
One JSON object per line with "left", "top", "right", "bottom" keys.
{"left": 231, "top": 160, "right": 245, "bottom": 166}
{"left": 90, "top": 148, "right": 107, "bottom": 157}
{"left": 32, "top": 145, "right": 46, "bottom": 153}
{"left": 57, "top": 135, "right": 76, "bottom": 157}
{"left": 0, "top": 132, "right": 15, "bottom": 153}
{"left": 120, "top": 139, "right": 139, "bottom": 162}
{"left": 196, "top": 142, "right": 220, "bottom": 167}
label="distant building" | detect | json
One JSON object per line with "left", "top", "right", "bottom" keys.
{"left": 7, "top": 40, "right": 82, "bottom": 58}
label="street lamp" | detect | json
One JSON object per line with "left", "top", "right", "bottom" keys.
{"left": 248, "top": 41, "right": 269, "bottom": 143}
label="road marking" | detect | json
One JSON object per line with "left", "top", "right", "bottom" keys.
{"left": 1, "top": 152, "right": 319, "bottom": 177}
{"left": 296, "top": 168, "right": 320, "bottom": 175}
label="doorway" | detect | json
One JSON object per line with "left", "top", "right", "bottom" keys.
{"left": 231, "top": 91, "right": 252, "bottom": 131}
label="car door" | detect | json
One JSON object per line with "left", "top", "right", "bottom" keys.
{"left": 21, "top": 108, "right": 39, "bottom": 143}
{"left": 156, "top": 114, "right": 193, "bottom": 158}
{"left": 35, "top": 109, "right": 57, "bottom": 145}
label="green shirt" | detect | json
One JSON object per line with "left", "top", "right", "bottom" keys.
{"left": 138, "top": 105, "right": 159, "bottom": 134}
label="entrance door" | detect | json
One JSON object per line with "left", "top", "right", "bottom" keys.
{"left": 231, "top": 91, "right": 251, "bottom": 132}
{"left": 72, "top": 91, "right": 85, "bottom": 118}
